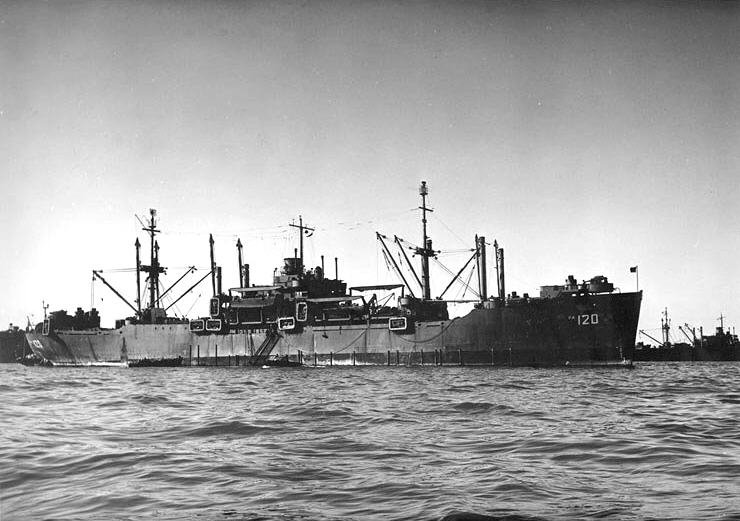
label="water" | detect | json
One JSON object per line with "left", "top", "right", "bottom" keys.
{"left": 1, "top": 363, "right": 739, "bottom": 521}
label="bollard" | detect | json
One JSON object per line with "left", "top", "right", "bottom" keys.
{"left": 396, "top": 350, "right": 400, "bottom": 366}
{"left": 314, "top": 352, "right": 317, "bottom": 367}
{"left": 197, "top": 345, "right": 200, "bottom": 366}
{"left": 459, "top": 348, "right": 463, "bottom": 366}
{"left": 420, "top": 349, "right": 424, "bottom": 366}
{"left": 352, "top": 351, "right": 355, "bottom": 366}
{"left": 387, "top": 350, "right": 391, "bottom": 366}
{"left": 330, "top": 352, "right": 333, "bottom": 366}
{"left": 215, "top": 345, "right": 218, "bottom": 366}
{"left": 189, "top": 345, "right": 192, "bottom": 367}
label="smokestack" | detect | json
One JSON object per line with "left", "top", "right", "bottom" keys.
{"left": 244, "top": 264, "right": 250, "bottom": 287}
{"left": 335, "top": 257, "right": 339, "bottom": 279}
{"left": 216, "top": 266, "right": 222, "bottom": 295}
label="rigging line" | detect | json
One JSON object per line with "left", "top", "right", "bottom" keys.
{"left": 394, "top": 235, "right": 423, "bottom": 291}
{"left": 437, "top": 249, "right": 476, "bottom": 255}
{"left": 314, "top": 208, "right": 418, "bottom": 232}
{"left": 432, "top": 257, "right": 456, "bottom": 278}
{"left": 163, "top": 225, "right": 291, "bottom": 236}
{"left": 429, "top": 213, "right": 470, "bottom": 248}
{"left": 396, "top": 317, "right": 461, "bottom": 344}
{"left": 309, "top": 327, "right": 369, "bottom": 354}
{"left": 377, "top": 292, "right": 396, "bottom": 307}
{"left": 184, "top": 295, "right": 201, "bottom": 317}
{"left": 380, "top": 249, "right": 391, "bottom": 272}
{"left": 432, "top": 257, "right": 481, "bottom": 300}
{"left": 395, "top": 236, "right": 420, "bottom": 250}
{"left": 461, "top": 264, "right": 476, "bottom": 299}
{"left": 157, "top": 208, "right": 418, "bottom": 240}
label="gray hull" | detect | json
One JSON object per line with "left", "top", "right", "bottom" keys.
{"left": 26, "top": 291, "right": 641, "bottom": 367}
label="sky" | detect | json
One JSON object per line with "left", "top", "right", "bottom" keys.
{"left": 1, "top": 0, "right": 738, "bottom": 340}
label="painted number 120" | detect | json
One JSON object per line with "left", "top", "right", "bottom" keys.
{"left": 577, "top": 314, "right": 599, "bottom": 325}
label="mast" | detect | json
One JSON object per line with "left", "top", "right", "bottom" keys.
{"left": 661, "top": 307, "right": 671, "bottom": 346}
{"left": 495, "top": 242, "right": 505, "bottom": 300}
{"left": 237, "top": 238, "right": 244, "bottom": 287}
{"left": 135, "top": 238, "right": 141, "bottom": 316}
{"left": 154, "top": 240, "right": 161, "bottom": 305}
{"left": 417, "top": 181, "right": 433, "bottom": 300}
{"left": 209, "top": 234, "right": 216, "bottom": 296}
{"left": 289, "top": 216, "right": 315, "bottom": 274}
{"left": 477, "top": 235, "right": 487, "bottom": 300}
{"left": 139, "top": 209, "right": 163, "bottom": 310}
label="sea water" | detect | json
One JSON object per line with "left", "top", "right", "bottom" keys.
{"left": 1, "top": 362, "right": 738, "bottom": 520}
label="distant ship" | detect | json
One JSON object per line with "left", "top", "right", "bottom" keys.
{"left": 27, "top": 182, "right": 642, "bottom": 367}
{"left": 0, "top": 325, "right": 27, "bottom": 363}
{"left": 634, "top": 309, "right": 740, "bottom": 361}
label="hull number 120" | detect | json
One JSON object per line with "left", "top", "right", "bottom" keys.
{"left": 577, "top": 314, "right": 599, "bottom": 325}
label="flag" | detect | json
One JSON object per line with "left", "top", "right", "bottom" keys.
{"left": 630, "top": 266, "right": 638, "bottom": 273}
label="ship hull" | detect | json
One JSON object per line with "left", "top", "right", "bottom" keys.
{"left": 26, "top": 291, "right": 641, "bottom": 367}
{"left": 634, "top": 344, "right": 740, "bottom": 362}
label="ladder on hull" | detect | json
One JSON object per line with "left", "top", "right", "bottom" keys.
{"left": 250, "top": 329, "right": 281, "bottom": 366}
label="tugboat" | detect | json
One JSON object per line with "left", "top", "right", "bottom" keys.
{"left": 27, "top": 183, "right": 642, "bottom": 367}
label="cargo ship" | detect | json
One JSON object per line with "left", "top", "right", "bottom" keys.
{"left": 634, "top": 309, "right": 740, "bottom": 361}
{"left": 27, "top": 182, "right": 642, "bottom": 367}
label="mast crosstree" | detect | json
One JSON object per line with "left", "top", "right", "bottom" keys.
{"left": 138, "top": 209, "right": 165, "bottom": 311}
{"left": 289, "top": 215, "right": 315, "bottom": 273}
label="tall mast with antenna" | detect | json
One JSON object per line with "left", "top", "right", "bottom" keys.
{"left": 289, "top": 215, "right": 315, "bottom": 274}
{"left": 417, "top": 181, "right": 433, "bottom": 300}
{"left": 661, "top": 307, "right": 671, "bottom": 346}
{"left": 139, "top": 209, "right": 164, "bottom": 310}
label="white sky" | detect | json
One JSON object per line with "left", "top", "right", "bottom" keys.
{"left": 1, "top": 1, "right": 738, "bottom": 337}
